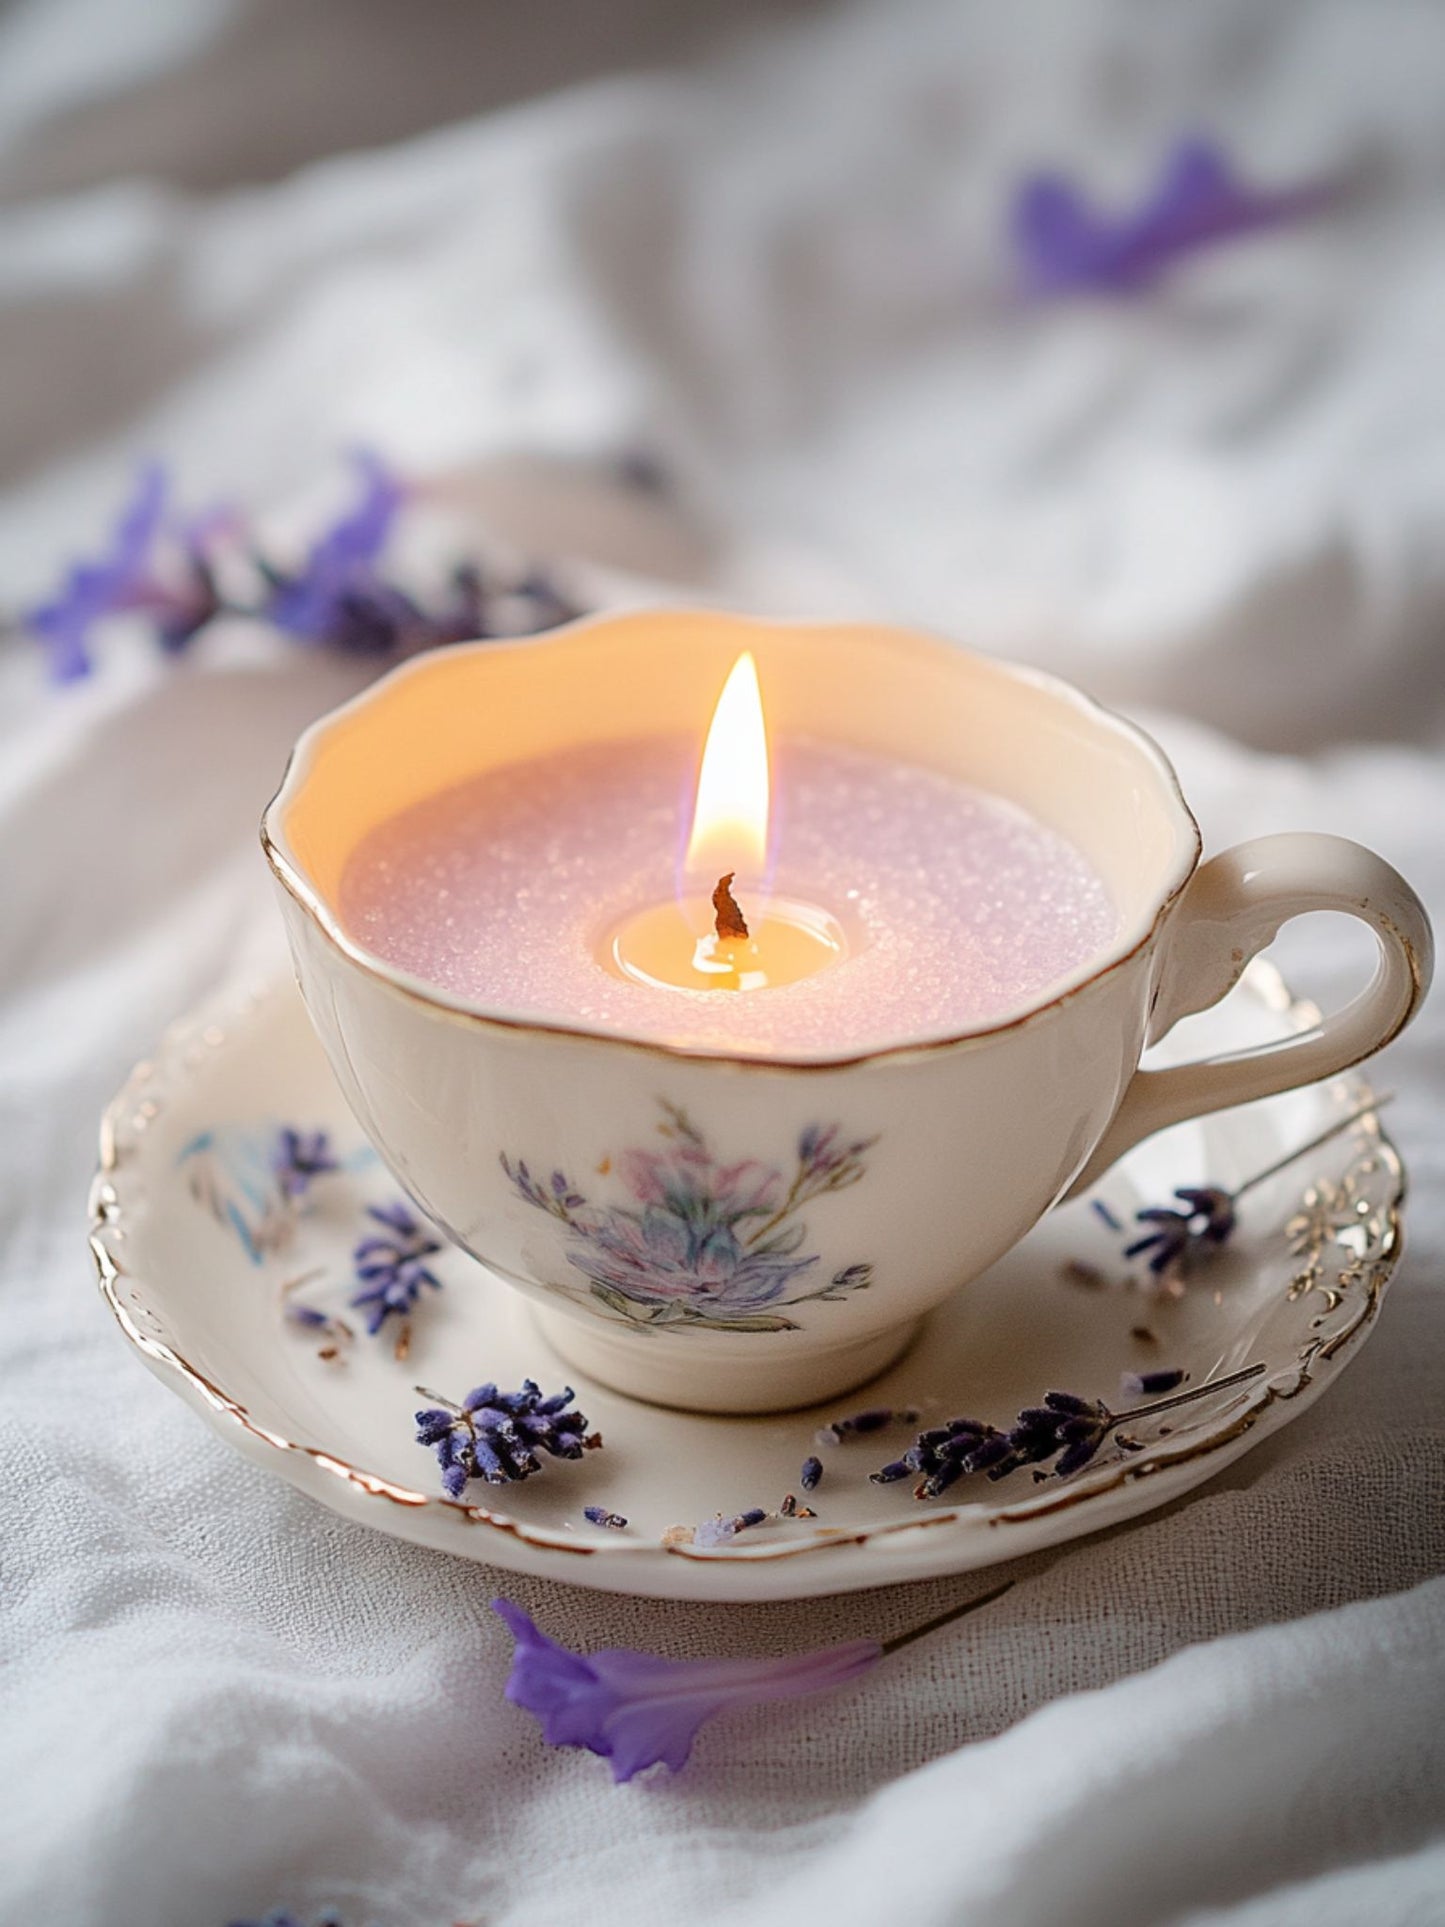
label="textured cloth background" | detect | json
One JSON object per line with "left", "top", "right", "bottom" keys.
{"left": 0, "top": 3, "right": 1442, "bottom": 1924}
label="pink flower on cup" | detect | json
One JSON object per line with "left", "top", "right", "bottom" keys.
{"left": 500, "top": 1101, "right": 877, "bottom": 1333}
{"left": 571, "top": 1207, "right": 814, "bottom": 1316}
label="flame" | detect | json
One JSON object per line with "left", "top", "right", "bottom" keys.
{"left": 685, "top": 651, "right": 770, "bottom": 879}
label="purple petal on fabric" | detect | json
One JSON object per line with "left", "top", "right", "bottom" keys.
{"left": 1012, "top": 135, "right": 1332, "bottom": 300}
{"left": 324, "top": 450, "right": 406, "bottom": 564}
{"left": 1011, "top": 173, "right": 1115, "bottom": 293}
{"left": 23, "top": 461, "right": 169, "bottom": 681}
{"left": 263, "top": 450, "right": 406, "bottom": 640}
{"left": 110, "top": 462, "right": 169, "bottom": 570}
{"left": 492, "top": 1599, "right": 881, "bottom": 1783}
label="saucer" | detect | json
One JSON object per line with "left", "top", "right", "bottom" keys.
{"left": 89, "top": 962, "right": 1404, "bottom": 1601}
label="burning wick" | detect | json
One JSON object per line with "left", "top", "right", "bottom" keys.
{"left": 713, "top": 872, "right": 749, "bottom": 942}
{"left": 605, "top": 651, "right": 848, "bottom": 995}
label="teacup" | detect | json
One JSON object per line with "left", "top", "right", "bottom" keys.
{"left": 262, "top": 611, "right": 1432, "bottom": 1413}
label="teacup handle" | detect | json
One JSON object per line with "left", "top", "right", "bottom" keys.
{"left": 1067, "top": 832, "right": 1433, "bottom": 1197}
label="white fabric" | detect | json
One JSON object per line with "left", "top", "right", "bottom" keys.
{"left": 1, "top": 4, "right": 1442, "bottom": 1925}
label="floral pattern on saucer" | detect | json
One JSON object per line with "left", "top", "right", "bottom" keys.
{"left": 89, "top": 965, "right": 1406, "bottom": 1601}
{"left": 500, "top": 1102, "right": 876, "bottom": 1334}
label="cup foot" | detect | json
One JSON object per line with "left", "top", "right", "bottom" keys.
{"left": 532, "top": 1310, "right": 920, "bottom": 1415}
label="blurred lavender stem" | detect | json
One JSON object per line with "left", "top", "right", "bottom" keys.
{"left": 1228, "top": 1093, "right": 1392, "bottom": 1205}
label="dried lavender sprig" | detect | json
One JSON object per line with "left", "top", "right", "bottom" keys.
{"left": 351, "top": 1201, "right": 443, "bottom": 1336}
{"left": 881, "top": 1363, "right": 1266, "bottom": 1497}
{"left": 778, "top": 1493, "right": 817, "bottom": 1519}
{"left": 414, "top": 1379, "right": 600, "bottom": 1498}
{"left": 800, "top": 1454, "right": 823, "bottom": 1491}
{"left": 872, "top": 1415, "right": 1016, "bottom": 1498}
{"left": 815, "top": 1406, "right": 919, "bottom": 1446}
{"left": 1125, "top": 1187, "right": 1236, "bottom": 1277}
{"left": 1120, "top": 1094, "right": 1392, "bottom": 1279}
{"left": 999, "top": 1365, "right": 1269, "bottom": 1482}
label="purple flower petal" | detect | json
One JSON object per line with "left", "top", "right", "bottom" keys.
{"left": 1012, "top": 135, "right": 1332, "bottom": 300}
{"left": 493, "top": 1599, "right": 880, "bottom": 1782}
{"left": 262, "top": 450, "right": 406, "bottom": 642}
{"left": 24, "top": 462, "right": 168, "bottom": 681}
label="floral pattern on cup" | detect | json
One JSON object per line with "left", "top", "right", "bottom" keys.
{"left": 178, "top": 1123, "right": 373, "bottom": 1263}
{"left": 179, "top": 1124, "right": 325, "bottom": 1262}
{"left": 500, "top": 1102, "right": 877, "bottom": 1334}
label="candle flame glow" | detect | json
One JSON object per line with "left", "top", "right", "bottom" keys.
{"left": 685, "top": 651, "right": 770, "bottom": 879}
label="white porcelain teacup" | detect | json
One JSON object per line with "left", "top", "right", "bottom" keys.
{"left": 263, "top": 611, "right": 1432, "bottom": 1413}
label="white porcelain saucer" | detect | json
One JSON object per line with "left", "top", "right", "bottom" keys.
{"left": 89, "top": 962, "right": 1404, "bottom": 1601}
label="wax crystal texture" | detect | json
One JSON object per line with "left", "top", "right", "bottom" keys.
{"left": 340, "top": 736, "right": 1117, "bottom": 1058}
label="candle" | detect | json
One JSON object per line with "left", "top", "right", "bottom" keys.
{"left": 339, "top": 651, "right": 1117, "bottom": 1059}
{"left": 609, "top": 652, "right": 849, "bottom": 994}
{"left": 270, "top": 611, "right": 1432, "bottom": 1414}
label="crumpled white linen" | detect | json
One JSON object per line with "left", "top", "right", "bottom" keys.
{"left": 1, "top": 4, "right": 1442, "bottom": 1925}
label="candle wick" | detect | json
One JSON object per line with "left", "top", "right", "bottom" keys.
{"left": 712, "top": 872, "right": 750, "bottom": 941}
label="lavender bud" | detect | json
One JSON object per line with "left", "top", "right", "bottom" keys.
{"left": 583, "top": 1506, "right": 628, "bottom": 1530}
{"left": 1120, "top": 1367, "right": 1187, "bottom": 1398}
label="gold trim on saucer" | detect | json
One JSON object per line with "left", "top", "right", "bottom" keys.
{"left": 88, "top": 963, "right": 1405, "bottom": 1569}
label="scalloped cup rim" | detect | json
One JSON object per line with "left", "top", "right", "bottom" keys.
{"left": 260, "top": 607, "right": 1203, "bottom": 1069}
